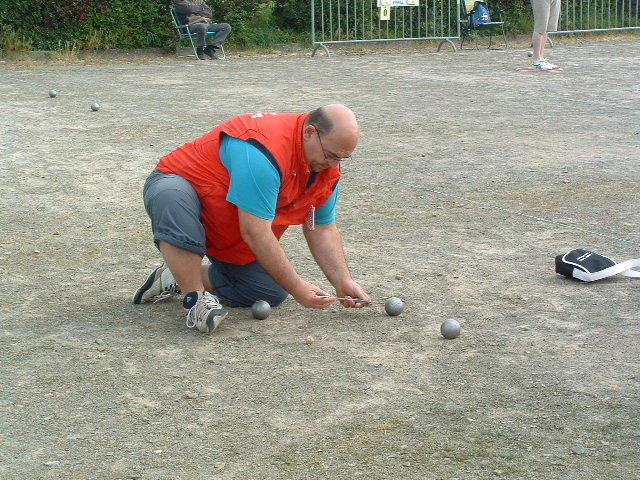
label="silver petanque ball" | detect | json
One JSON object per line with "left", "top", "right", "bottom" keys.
{"left": 90, "top": 103, "right": 100, "bottom": 111}
{"left": 384, "top": 297, "right": 404, "bottom": 316}
{"left": 527, "top": 50, "right": 534, "bottom": 57}
{"left": 49, "top": 89, "right": 58, "bottom": 98}
{"left": 251, "top": 300, "right": 271, "bottom": 320}
{"left": 440, "top": 318, "right": 461, "bottom": 339}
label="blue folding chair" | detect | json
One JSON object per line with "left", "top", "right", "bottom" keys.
{"left": 170, "top": 7, "right": 226, "bottom": 59}
{"left": 459, "top": 0, "right": 508, "bottom": 50}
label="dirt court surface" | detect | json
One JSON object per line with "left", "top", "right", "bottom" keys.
{"left": 1, "top": 39, "right": 639, "bottom": 480}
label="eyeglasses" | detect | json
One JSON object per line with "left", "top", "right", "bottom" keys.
{"left": 313, "top": 126, "right": 352, "bottom": 163}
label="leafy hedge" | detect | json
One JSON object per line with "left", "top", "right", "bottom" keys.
{"left": 0, "top": 0, "right": 547, "bottom": 52}
{"left": 1, "top": 1, "right": 167, "bottom": 50}
{"left": 273, "top": 0, "right": 536, "bottom": 36}
{"left": 0, "top": 0, "right": 299, "bottom": 51}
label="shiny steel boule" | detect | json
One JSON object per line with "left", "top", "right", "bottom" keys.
{"left": 251, "top": 300, "right": 271, "bottom": 320}
{"left": 440, "top": 318, "right": 461, "bottom": 339}
{"left": 384, "top": 297, "right": 404, "bottom": 316}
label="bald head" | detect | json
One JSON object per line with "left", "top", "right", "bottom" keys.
{"left": 303, "top": 104, "right": 359, "bottom": 171}
{"left": 308, "top": 104, "right": 359, "bottom": 139}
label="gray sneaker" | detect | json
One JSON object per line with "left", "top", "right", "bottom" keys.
{"left": 132, "top": 264, "right": 181, "bottom": 304}
{"left": 184, "top": 291, "right": 228, "bottom": 334}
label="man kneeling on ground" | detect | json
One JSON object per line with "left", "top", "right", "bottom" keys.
{"left": 133, "top": 105, "right": 372, "bottom": 333}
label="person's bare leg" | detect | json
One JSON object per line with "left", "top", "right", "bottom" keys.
{"left": 200, "top": 264, "right": 214, "bottom": 293}
{"left": 158, "top": 241, "right": 205, "bottom": 295}
{"left": 532, "top": 31, "right": 546, "bottom": 61}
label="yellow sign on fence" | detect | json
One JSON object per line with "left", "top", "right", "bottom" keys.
{"left": 380, "top": 1, "right": 391, "bottom": 21}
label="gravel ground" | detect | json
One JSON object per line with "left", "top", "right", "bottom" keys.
{"left": 1, "top": 38, "right": 638, "bottom": 480}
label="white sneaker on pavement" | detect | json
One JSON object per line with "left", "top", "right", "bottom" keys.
{"left": 184, "top": 291, "right": 228, "bottom": 334}
{"left": 532, "top": 59, "right": 558, "bottom": 70}
{"left": 132, "top": 264, "right": 181, "bottom": 304}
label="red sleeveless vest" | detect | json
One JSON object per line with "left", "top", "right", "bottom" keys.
{"left": 156, "top": 112, "right": 341, "bottom": 265}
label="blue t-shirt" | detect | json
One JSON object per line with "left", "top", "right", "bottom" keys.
{"left": 219, "top": 135, "right": 339, "bottom": 224}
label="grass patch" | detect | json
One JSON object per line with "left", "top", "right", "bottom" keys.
{"left": 0, "top": 27, "right": 33, "bottom": 52}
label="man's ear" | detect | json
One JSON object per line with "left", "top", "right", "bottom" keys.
{"left": 302, "top": 124, "right": 316, "bottom": 139}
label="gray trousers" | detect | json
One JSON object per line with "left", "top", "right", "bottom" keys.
{"left": 187, "top": 22, "right": 231, "bottom": 48}
{"left": 143, "top": 170, "right": 288, "bottom": 307}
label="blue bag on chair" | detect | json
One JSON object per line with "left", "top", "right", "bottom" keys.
{"left": 471, "top": 1, "right": 491, "bottom": 26}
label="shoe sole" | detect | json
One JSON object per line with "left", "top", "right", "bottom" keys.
{"left": 204, "top": 309, "right": 228, "bottom": 334}
{"left": 132, "top": 266, "right": 161, "bottom": 304}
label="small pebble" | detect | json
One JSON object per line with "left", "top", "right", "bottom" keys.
{"left": 44, "top": 461, "right": 61, "bottom": 467}
{"left": 572, "top": 445, "right": 586, "bottom": 455}
{"left": 305, "top": 336, "right": 314, "bottom": 344}
{"left": 183, "top": 392, "right": 197, "bottom": 399}
{"left": 49, "top": 89, "right": 57, "bottom": 98}
{"left": 90, "top": 103, "right": 100, "bottom": 111}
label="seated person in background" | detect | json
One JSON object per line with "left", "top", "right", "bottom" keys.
{"left": 173, "top": 0, "right": 231, "bottom": 60}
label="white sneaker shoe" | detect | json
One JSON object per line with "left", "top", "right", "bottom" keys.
{"left": 532, "top": 59, "right": 558, "bottom": 70}
{"left": 132, "top": 264, "right": 181, "bottom": 304}
{"left": 184, "top": 291, "right": 228, "bottom": 334}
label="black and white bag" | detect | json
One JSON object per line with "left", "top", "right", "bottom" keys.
{"left": 555, "top": 248, "right": 640, "bottom": 282}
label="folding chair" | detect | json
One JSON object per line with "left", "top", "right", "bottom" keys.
{"left": 170, "top": 7, "right": 226, "bottom": 59}
{"left": 459, "top": 0, "right": 508, "bottom": 50}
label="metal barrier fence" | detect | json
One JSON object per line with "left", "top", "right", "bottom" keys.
{"left": 551, "top": 0, "right": 640, "bottom": 35}
{"left": 311, "top": 0, "right": 460, "bottom": 55}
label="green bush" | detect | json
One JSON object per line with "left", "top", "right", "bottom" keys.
{"left": 1, "top": 0, "right": 613, "bottom": 52}
{"left": 273, "top": 0, "right": 311, "bottom": 34}
{"left": 0, "top": 0, "right": 291, "bottom": 51}
{"left": 493, "top": 0, "right": 534, "bottom": 34}
{"left": 0, "top": 0, "right": 173, "bottom": 51}
{"left": 223, "top": 1, "right": 295, "bottom": 48}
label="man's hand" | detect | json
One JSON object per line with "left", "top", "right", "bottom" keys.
{"left": 335, "top": 279, "right": 371, "bottom": 308}
{"left": 238, "top": 209, "right": 335, "bottom": 310}
{"left": 291, "top": 280, "right": 335, "bottom": 309}
{"left": 303, "top": 224, "right": 371, "bottom": 308}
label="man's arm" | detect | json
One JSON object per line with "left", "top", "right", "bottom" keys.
{"left": 238, "top": 209, "right": 335, "bottom": 309}
{"left": 303, "top": 223, "right": 371, "bottom": 308}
